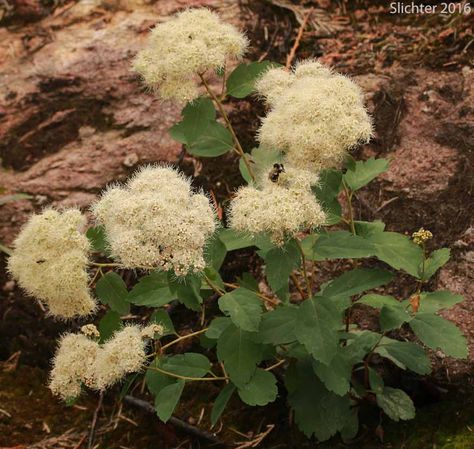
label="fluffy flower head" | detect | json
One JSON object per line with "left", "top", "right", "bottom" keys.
{"left": 92, "top": 165, "right": 216, "bottom": 276}
{"left": 256, "top": 59, "right": 373, "bottom": 171}
{"left": 49, "top": 333, "right": 99, "bottom": 400}
{"left": 7, "top": 209, "right": 95, "bottom": 318}
{"left": 93, "top": 326, "right": 148, "bottom": 391}
{"left": 132, "top": 8, "right": 248, "bottom": 102}
{"left": 229, "top": 165, "right": 326, "bottom": 245}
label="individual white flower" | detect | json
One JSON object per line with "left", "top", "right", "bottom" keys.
{"left": 49, "top": 333, "right": 99, "bottom": 400}
{"left": 92, "top": 326, "right": 148, "bottom": 391}
{"left": 256, "top": 59, "right": 373, "bottom": 171}
{"left": 91, "top": 165, "right": 216, "bottom": 276}
{"left": 7, "top": 209, "right": 96, "bottom": 319}
{"left": 132, "top": 8, "right": 248, "bottom": 102}
{"left": 229, "top": 165, "right": 326, "bottom": 245}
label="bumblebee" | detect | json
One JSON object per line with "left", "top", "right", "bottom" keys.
{"left": 268, "top": 163, "right": 285, "bottom": 183}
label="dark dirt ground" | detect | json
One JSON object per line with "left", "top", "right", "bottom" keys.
{"left": 0, "top": 0, "right": 473, "bottom": 448}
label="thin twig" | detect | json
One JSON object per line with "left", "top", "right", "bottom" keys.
{"left": 295, "top": 239, "right": 312, "bottom": 296}
{"left": 147, "top": 365, "right": 228, "bottom": 382}
{"left": 290, "top": 273, "right": 306, "bottom": 300}
{"left": 198, "top": 73, "right": 256, "bottom": 181}
{"left": 161, "top": 328, "right": 209, "bottom": 351}
{"left": 123, "top": 395, "right": 224, "bottom": 446}
{"left": 223, "top": 282, "right": 280, "bottom": 306}
{"left": 87, "top": 391, "right": 103, "bottom": 449}
{"left": 286, "top": 8, "right": 313, "bottom": 69}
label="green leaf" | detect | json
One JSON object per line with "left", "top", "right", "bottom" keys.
{"left": 286, "top": 359, "right": 352, "bottom": 441}
{"left": 86, "top": 225, "right": 108, "bottom": 254}
{"left": 410, "top": 313, "right": 468, "bottom": 358}
{"left": 202, "top": 266, "right": 225, "bottom": 292}
{"left": 304, "top": 231, "right": 375, "bottom": 260}
{"left": 98, "top": 310, "right": 122, "bottom": 343}
{"left": 340, "top": 408, "right": 359, "bottom": 442}
{"left": 312, "top": 349, "right": 352, "bottom": 396}
{"left": 218, "top": 288, "right": 263, "bottom": 332}
{"left": 237, "top": 272, "right": 259, "bottom": 292}
{"left": 264, "top": 240, "right": 300, "bottom": 298}
{"left": 416, "top": 291, "right": 463, "bottom": 313}
{"left": 127, "top": 272, "right": 175, "bottom": 307}
{"left": 237, "top": 368, "right": 278, "bottom": 406}
{"left": 375, "top": 338, "right": 431, "bottom": 375}
{"left": 376, "top": 387, "right": 415, "bottom": 421}
{"left": 95, "top": 272, "right": 129, "bottom": 315}
{"left": 154, "top": 380, "right": 185, "bottom": 422}
{"left": 379, "top": 305, "right": 412, "bottom": 331}
{"left": 161, "top": 353, "right": 211, "bottom": 378}
{"left": 345, "top": 331, "right": 382, "bottom": 364}
{"left": 211, "top": 383, "right": 236, "bottom": 425}
{"left": 358, "top": 294, "right": 400, "bottom": 309}
{"left": 322, "top": 268, "right": 393, "bottom": 299}
{"left": 169, "top": 97, "right": 215, "bottom": 144}
{"left": 368, "top": 367, "right": 384, "bottom": 394}
{"left": 258, "top": 305, "right": 298, "bottom": 345}
{"left": 421, "top": 248, "right": 450, "bottom": 280}
{"left": 312, "top": 169, "right": 342, "bottom": 225}
{"left": 206, "top": 317, "right": 232, "bottom": 339}
{"left": 218, "top": 229, "right": 255, "bottom": 251}
{"left": 174, "top": 275, "right": 202, "bottom": 311}
{"left": 354, "top": 220, "right": 386, "bottom": 237}
{"left": 188, "top": 121, "right": 233, "bottom": 157}
{"left": 150, "top": 309, "right": 176, "bottom": 336}
{"left": 343, "top": 158, "right": 390, "bottom": 191}
{"left": 294, "top": 297, "right": 339, "bottom": 365}
{"left": 216, "top": 323, "right": 263, "bottom": 386}
{"left": 239, "top": 147, "right": 283, "bottom": 184}
{"left": 226, "top": 61, "right": 276, "bottom": 98}
{"left": 367, "top": 232, "right": 424, "bottom": 278}
{"left": 145, "top": 358, "right": 175, "bottom": 395}
{"left": 206, "top": 234, "right": 227, "bottom": 271}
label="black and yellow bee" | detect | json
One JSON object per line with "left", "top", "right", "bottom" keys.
{"left": 268, "top": 163, "right": 285, "bottom": 183}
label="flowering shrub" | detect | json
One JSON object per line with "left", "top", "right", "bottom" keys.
{"left": 7, "top": 8, "right": 468, "bottom": 442}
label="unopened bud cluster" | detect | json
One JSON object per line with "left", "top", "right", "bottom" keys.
{"left": 412, "top": 228, "right": 433, "bottom": 245}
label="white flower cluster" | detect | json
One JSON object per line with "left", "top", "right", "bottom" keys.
{"left": 256, "top": 60, "right": 373, "bottom": 171}
{"left": 229, "top": 167, "right": 326, "bottom": 245}
{"left": 49, "top": 324, "right": 162, "bottom": 400}
{"left": 132, "top": 8, "right": 248, "bottom": 102}
{"left": 7, "top": 209, "right": 96, "bottom": 319}
{"left": 92, "top": 165, "right": 216, "bottom": 276}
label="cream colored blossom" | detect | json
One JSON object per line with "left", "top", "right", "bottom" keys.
{"left": 132, "top": 8, "right": 248, "bottom": 102}
{"left": 92, "top": 165, "right": 216, "bottom": 276}
{"left": 81, "top": 324, "right": 100, "bottom": 339}
{"left": 93, "top": 326, "right": 147, "bottom": 391}
{"left": 141, "top": 323, "right": 164, "bottom": 339}
{"left": 7, "top": 209, "right": 96, "bottom": 319}
{"left": 229, "top": 166, "right": 326, "bottom": 245}
{"left": 49, "top": 333, "right": 99, "bottom": 400}
{"left": 256, "top": 59, "right": 373, "bottom": 171}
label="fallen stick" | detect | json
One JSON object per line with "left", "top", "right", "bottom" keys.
{"left": 123, "top": 395, "right": 225, "bottom": 447}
